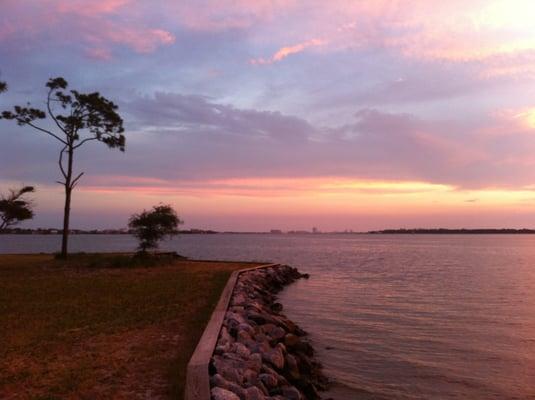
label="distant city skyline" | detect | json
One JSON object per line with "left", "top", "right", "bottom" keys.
{"left": 2, "top": 1, "right": 535, "bottom": 230}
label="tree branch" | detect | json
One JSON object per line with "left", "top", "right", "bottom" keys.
{"left": 58, "top": 144, "right": 68, "bottom": 180}
{"left": 70, "top": 172, "right": 84, "bottom": 189}
{"left": 25, "top": 121, "right": 68, "bottom": 144}
{"left": 47, "top": 88, "right": 68, "bottom": 136}
{"left": 73, "top": 136, "right": 98, "bottom": 149}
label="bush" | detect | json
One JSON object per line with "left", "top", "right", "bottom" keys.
{"left": 128, "top": 204, "right": 182, "bottom": 253}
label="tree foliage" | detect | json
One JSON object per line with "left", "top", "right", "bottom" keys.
{"left": 128, "top": 204, "right": 183, "bottom": 253}
{"left": 0, "top": 81, "right": 6, "bottom": 93}
{"left": 1, "top": 77, "right": 125, "bottom": 151}
{"left": 0, "top": 186, "right": 35, "bottom": 231}
{"left": 0, "top": 77, "right": 125, "bottom": 257}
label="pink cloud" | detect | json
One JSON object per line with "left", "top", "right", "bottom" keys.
{"left": 96, "top": 26, "right": 175, "bottom": 53}
{"left": 250, "top": 38, "right": 327, "bottom": 65}
{"left": 167, "top": 0, "right": 297, "bottom": 32}
{"left": 56, "top": 0, "right": 131, "bottom": 16}
{"left": 0, "top": 0, "right": 175, "bottom": 59}
{"left": 238, "top": 0, "right": 535, "bottom": 77}
{"left": 80, "top": 24, "right": 175, "bottom": 60}
{"left": 86, "top": 47, "right": 113, "bottom": 61}
{"left": 5, "top": 0, "right": 534, "bottom": 75}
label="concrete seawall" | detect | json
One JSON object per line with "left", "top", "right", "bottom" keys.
{"left": 185, "top": 264, "right": 327, "bottom": 400}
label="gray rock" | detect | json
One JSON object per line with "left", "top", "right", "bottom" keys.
{"left": 283, "top": 333, "right": 299, "bottom": 348}
{"left": 220, "top": 327, "right": 233, "bottom": 345}
{"left": 242, "top": 368, "right": 258, "bottom": 385}
{"left": 294, "top": 340, "right": 314, "bottom": 356}
{"left": 211, "top": 386, "right": 241, "bottom": 400}
{"left": 246, "top": 353, "right": 263, "bottom": 373}
{"left": 215, "top": 344, "right": 230, "bottom": 355}
{"left": 227, "top": 312, "right": 247, "bottom": 331}
{"left": 262, "top": 324, "right": 286, "bottom": 341}
{"left": 233, "top": 342, "right": 251, "bottom": 359}
{"left": 247, "top": 311, "right": 269, "bottom": 325}
{"left": 237, "top": 330, "right": 254, "bottom": 345}
{"left": 247, "top": 342, "right": 271, "bottom": 354}
{"left": 281, "top": 386, "right": 303, "bottom": 400}
{"left": 210, "top": 374, "right": 246, "bottom": 399}
{"left": 259, "top": 373, "right": 278, "bottom": 389}
{"left": 254, "top": 331, "right": 269, "bottom": 342}
{"left": 213, "top": 358, "right": 243, "bottom": 384}
{"left": 232, "top": 293, "right": 248, "bottom": 306}
{"left": 285, "top": 354, "right": 300, "bottom": 381}
{"left": 238, "top": 322, "right": 255, "bottom": 336}
{"left": 243, "top": 385, "right": 266, "bottom": 400}
{"left": 263, "top": 345, "right": 285, "bottom": 370}
{"left": 210, "top": 266, "right": 323, "bottom": 400}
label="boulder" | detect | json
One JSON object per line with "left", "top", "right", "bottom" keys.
{"left": 284, "top": 334, "right": 299, "bottom": 348}
{"left": 243, "top": 385, "right": 266, "bottom": 400}
{"left": 247, "top": 311, "right": 268, "bottom": 325}
{"left": 233, "top": 342, "right": 251, "bottom": 359}
{"left": 262, "top": 324, "right": 286, "bottom": 341}
{"left": 259, "top": 373, "right": 278, "bottom": 389}
{"left": 285, "top": 354, "right": 300, "bottom": 381}
{"left": 262, "top": 346, "right": 285, "bottom": 370}
{"left": 247, "top": 353, "right": 263, "bottom": 373}
{"left": 211, "top": 386, "right": 241, "bottom": 400}
{"left": 219, "top": 327, "right": 233, "bottom": 346}
{"left": 209, "top": 266, "right": 325, "bottom": 400}
{"left": 211, "top": 374, "right": 246, "bottom": 399}
{"left": 281, "top": 386, "right": 303, "bottom": 400}
{"left": 212, "top": 357, "right": 243, "bottom": 384}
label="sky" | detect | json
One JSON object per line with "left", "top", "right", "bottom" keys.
{"left": 2, "top": 0, "right": 535, "bottom": 231}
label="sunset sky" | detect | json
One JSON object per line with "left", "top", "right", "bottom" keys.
{"left": 2, "top": 1, "right": 535, "bottom": 231}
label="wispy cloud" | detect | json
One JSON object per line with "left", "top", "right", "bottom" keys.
{"left": 250, "top": 39, "right": 327, "bottom": 65}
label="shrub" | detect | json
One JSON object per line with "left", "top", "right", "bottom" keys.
{"left": 128, "top": 204, "right": 182, "bottom": 253}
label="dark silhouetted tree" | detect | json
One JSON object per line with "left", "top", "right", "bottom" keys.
{"left": 0, "top": 81, "right": 6, "bottom": 93}
{"left": 128, "top": 204, "right": 182, "bottom": 253}
{"left": 0, "top": 186, "right": 35, "bottom": 231}
{"left": 0, "top": 77, "right": 125, "bottom": 257}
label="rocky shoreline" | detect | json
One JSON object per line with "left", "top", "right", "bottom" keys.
{"left": 210, "top": 265, "right": 329, "bottom": 400}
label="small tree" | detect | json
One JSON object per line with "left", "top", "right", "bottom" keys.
{"left": 0, "top": 186, "right": 35, "bottom": 231}
{"left": 128, "top": 204, "right": 182, "bottom": 253}
{"left": 0, "top": 81, "right": 6, "bottom": 93}
{"left": 0, "top": 77, "right": 125, "bottom": 258}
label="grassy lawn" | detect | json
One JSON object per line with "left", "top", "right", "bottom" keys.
{"left": 0, "top": 254, "right": 256, "bottom": 399}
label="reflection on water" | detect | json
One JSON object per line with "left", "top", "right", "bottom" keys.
{"left": 2, "top": 233, "right": 535, "bottom": 399}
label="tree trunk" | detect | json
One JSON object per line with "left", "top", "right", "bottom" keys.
{"left": 60, "top": 146, "right": 74, "bottom": 258}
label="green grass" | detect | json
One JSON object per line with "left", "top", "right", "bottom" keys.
{"left": 0, "top": 254, "right": 255, "bottom": 399}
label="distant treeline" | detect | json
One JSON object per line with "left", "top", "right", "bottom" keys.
{"left": 1, "top": 228, "right": 218, "bottom": 235}
{"left": 369, "top": 228, "right": 535, "bottom": 234}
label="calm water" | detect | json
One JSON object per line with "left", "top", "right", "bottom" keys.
{"left": 2, "top": 233, "right": 535, "bottom": 399}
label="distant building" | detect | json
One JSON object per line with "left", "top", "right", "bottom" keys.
{"left": 270, "top": 229, "right": 283, "bottom": 234}
{"left": 312, "top": 227, "right": 319, "bottom": 234}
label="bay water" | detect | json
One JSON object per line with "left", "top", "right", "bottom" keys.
{"left": 2, "top": 233, "right": 535, "bottom": 399}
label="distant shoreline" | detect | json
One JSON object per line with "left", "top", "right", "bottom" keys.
{"left": 369, "top": 228, "right": 535, "bottom": 234}
{"left": 4, "top": 228, "right": 535, "bottom": 235}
